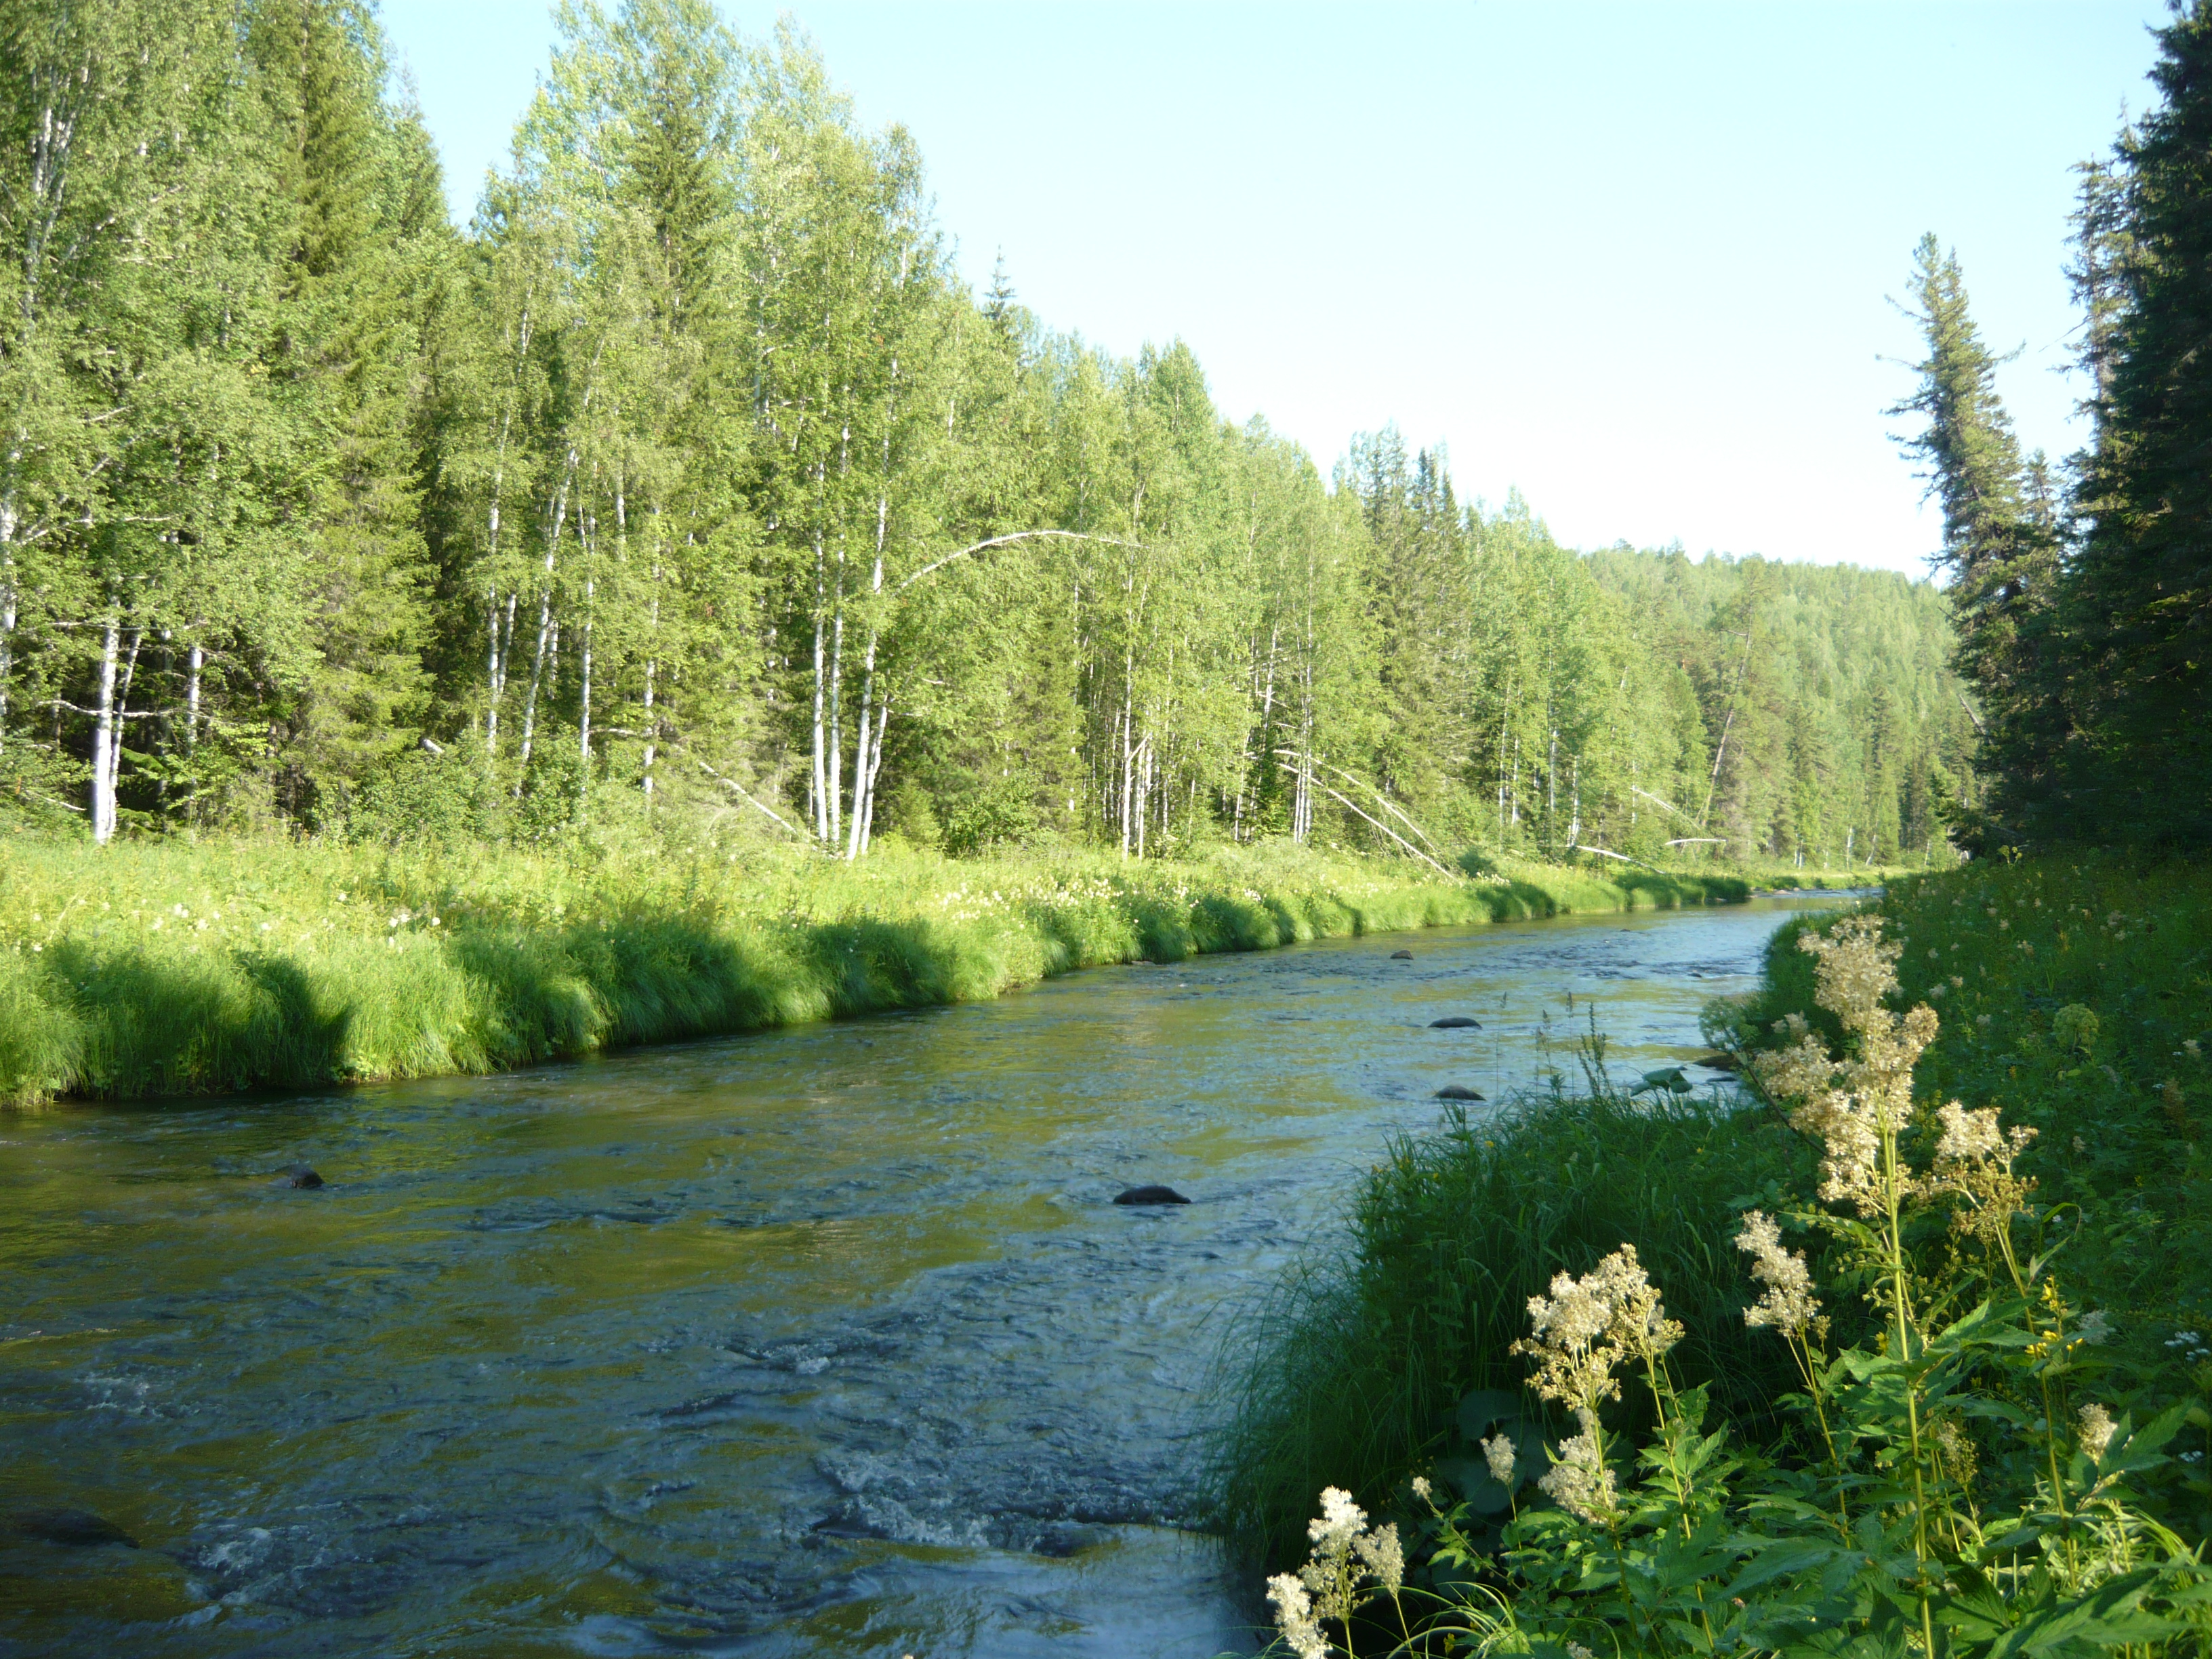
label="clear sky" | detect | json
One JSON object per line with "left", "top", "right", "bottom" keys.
{"left": 379, "top": 1, "right": 2170, "bottom": 577}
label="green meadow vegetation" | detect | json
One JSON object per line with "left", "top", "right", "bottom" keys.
{"left": 0, "top": 832, "right": 1761, "bottom": 1108}
{"left": 1220, "top": 860, "right": 2212, "bottom": 1656}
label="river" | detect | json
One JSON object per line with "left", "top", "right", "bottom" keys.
{"left": 0, "top": 896, "right": 1839, "bottom": 1658}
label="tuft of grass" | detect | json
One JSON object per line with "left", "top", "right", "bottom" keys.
{"left": 0, "top": 834, "right": 1748, "bottom": 1107}
{"left": 1205, "top": 1073, "right": 1818, "bottom": 1565}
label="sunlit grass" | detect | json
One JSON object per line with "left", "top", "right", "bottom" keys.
{"left": 1727, "top": 851, "right": 2212, "bottom": 1344}
{"left": 0, "top": 831, "right": 1748, "bottom": 1106}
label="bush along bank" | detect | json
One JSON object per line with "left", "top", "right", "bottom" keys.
{"left": 0, "top": 836, "right": 1748, "bottom": 1107}
{"left": 1228, "top": 865, "right": 2212, "bottom": 1656}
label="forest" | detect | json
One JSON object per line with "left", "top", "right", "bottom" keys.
{"left": 0, "top": 0, "right": 1970, "bottom": 871}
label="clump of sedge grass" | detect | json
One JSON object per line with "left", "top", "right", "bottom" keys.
{"left": 1205, "top": 1071, "right": 1817, "bottom": 1565}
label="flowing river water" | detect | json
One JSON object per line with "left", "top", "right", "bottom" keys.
{"left": 1, "top": 895, "right": 1843, "bottom": 1658}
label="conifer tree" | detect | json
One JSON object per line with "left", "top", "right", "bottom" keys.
{"left": 2057, "top": 1, "right": 2212, "bottom": 846}
{"left": 1889, "top": 235, "right": 2057, "bottom": 848}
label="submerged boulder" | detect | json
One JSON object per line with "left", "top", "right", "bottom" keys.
{"left": 1113, "top": 1185, "right": 1190, "bottom": 1206}
{"left": 8, "top": 1508, "right": 136, "bottom": 1549}
{"left": 1390, "top": 949, "right": 1414, "bottom": 960}
{"left": 1429, "top": 1016, "right": 1481, "bottom": 1030}
{"left": 282, "top": 1166, "right": 325, "bottom": 1189}
{"left": 1435, "top": 1084, "right": 1486, "bottom": 1101}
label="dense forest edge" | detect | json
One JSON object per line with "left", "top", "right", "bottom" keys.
{"left": 0, "top": 1, "right": 1967, "bottom": 869}
{"left": 1217, "top": 5, "right": 2212, "bottom": 1653}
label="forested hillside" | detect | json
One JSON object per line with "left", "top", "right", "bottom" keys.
{"left": 0, "top": 0, "right": 1965, "bottom": 867}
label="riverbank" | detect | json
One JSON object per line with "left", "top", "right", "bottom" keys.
{"left": 1215, "top": 851, "right": 2212, "bottom": 1652}
{"left": 0, "top": 834, "right": 1753, "bottom": 1107}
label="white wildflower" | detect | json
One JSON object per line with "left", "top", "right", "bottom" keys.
{"left": 1754, "top": 918, "right": 1938, "bottom": 1216}
{"left": 1482, "top": 1432, "right": 1517, "bottom": 1488}
{"left": 1736, "top": 1209, "right": 1820, "bottom": 1337}
{"left": 1513, "top": 1244, "right": 1683, "bottom": 1410}
{"left": 1267, "top": 1573, "right": 1328, "bottom": 1659}
{"left": 1568, "top": 1645, "right": 1598, "bottom": 1659}
{"left": 2078, "top": 1402, "right": 2116, "bottom": 1462}
{"left": 1922, "top": 1100, "right": 2038, "bottom": 1242}
{"left": 1409, "top": 1474, "right": 1433, "bottom": 1503}
{"left": 1294, "top": 1487, "right": 1368, "bottom": 1627}
{"left": 2074, "top": 1309, "right": 2112, "bottom": 1345}
{"left": 1538, "top": 1408, "right": 1618, "bottom": 1525}
{"left": 1353, "top": 1521, "right": 1404, "bottom": 1594}
{"left": 1307, "top": 1486, "right": 1366, "bottom": 1553}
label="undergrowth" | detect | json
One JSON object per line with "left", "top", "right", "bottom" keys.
{"left": 1719, "top": 852, "right": 2212, "bottom": 1361}
{"left": 1218, "top": 853, "right": 2212, "bottom": 1656}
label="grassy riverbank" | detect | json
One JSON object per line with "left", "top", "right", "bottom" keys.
{"left": 1730, "top": 851, "right": 2212, "bottom": 1350}
{"left": 1215, "top": 851, "right": 2212, "bottom": 1651}
{"left": 0, "top": 833, "right": 1752, "bottom": 1108}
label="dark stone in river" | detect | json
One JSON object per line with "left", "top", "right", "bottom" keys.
{"left": 8, "top": 1508, "right": 136, "bottom": 1549}
{"left": 1429, "top": 1016, "right": 1481, "bottom": 1029}
{"left": 283, "top": 1166, "right": 325, "bottom": 1189}
{"left": 1390, "top": 949, "right": 1413, "bottom": 960}
{"left": 1113, "top": 1185, "right": 1190, "bottom": 1206}
{"left": 1032, "top": 1521, "right": 1109, "bottom": 1557}
{"left": 1694, "top": 1050, "right": 1740, "bottom": 1071}
{"left": 1435, "top": 1085, "right": 1486, "bottom": 1101}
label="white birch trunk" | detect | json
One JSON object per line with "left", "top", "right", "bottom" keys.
{"left": 91, "top": 609, "right": 118, "bottom": 842}
{"left": 809, "top": 521, "right": 828, "bottom": 841}
{"left": 0, "top": 533, "right": 15, "bottom": 760}
{"left": 857, "top": 690, "right": 890, "bottom": 857}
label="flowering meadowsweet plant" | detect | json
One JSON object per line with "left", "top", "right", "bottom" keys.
{"left": 1256, "top": 912, "right": 2211, "bottom": 1658}
{"left": 1264, "top": 1486, "right": 1412, "bottom": 1656}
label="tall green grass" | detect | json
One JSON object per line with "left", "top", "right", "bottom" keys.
{"left": 1206, "top": 1071, "right": 1818, "bottom": 1564}
{"left": 0, "top": 833, "right": 1747, "bottom": 1107}
{"left": 1720, "top": 851, "right": 2212, "bottom": 1381}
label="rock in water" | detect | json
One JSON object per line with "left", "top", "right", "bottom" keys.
{"left": 284, "top": 1166, "right": 325, "bottom": 1189}
{"left": 1435, "top": 1084, "right": 1486, "bottom": 1101}
{"left": 1390, "top": 949, "right": 1413, "bottom": 960}
{"left": 1429, "top": 1016, "right": 1481, "bottom": 1029}
{"left": 8, "top": 1508, "right": 136, "bottom": 1549}
{"left": 1113, "top": 1185, "right": 1190, "bottom": 1206}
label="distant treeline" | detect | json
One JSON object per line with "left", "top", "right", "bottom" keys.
{"left": 1896, "top": 3, "right": 2212, "bottom": 851}
{"left": 0, "top": 0, "right": 1965, "bottom": 865}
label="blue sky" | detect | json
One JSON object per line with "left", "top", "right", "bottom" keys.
{"left": 380, "top": 1, "right": 2170, "bottom": 576}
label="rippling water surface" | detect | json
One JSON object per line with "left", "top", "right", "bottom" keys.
{"left": 1, "top": 897, "right": 1841, "bottom": 1657}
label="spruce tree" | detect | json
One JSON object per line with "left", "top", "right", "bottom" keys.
{"left": 1889, "top": 234, "right": 2057, "bottom": 848}
{"left": 2059, "top": 1, "right": 2212, "bottom": 846}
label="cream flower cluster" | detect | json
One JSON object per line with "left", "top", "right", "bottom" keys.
{"left": 1538, "top": 1408, "right": 1618, "bottom": 1525}
{"left": 2078, "top": 1401, "right": 2117, "bottom": 1462}
{"left": 1512, "top": 1244, "right": 1683, "bottom": 1410}
{"left": 1755, "top": 916, "right": 1938, "bottom": 1216}
{"left": 1482, "top": 1432, "right": 1518, "bottom": 1487}
{"left": 1734, "top": 1209, "right": 1820, "bottom": 1336}
{"left": 1267, "top": 1486, "right": 1405, "bottom": 1658}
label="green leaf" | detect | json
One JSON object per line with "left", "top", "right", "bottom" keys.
{"left": 1979, "top": 1567, "right": 2171, "bottom": 1658}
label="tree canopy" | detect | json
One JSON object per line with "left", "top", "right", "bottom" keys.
{"left": 0, "top": 0, "right": 1967, "bottom": 867}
